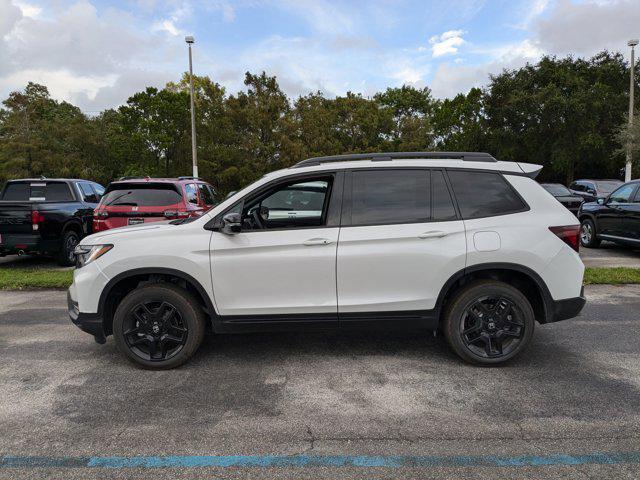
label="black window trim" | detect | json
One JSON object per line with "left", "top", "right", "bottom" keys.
{"left": 205, "top": 171, "right": 344, "bottom": 232}
{"left": 608, "top": 183, "right": 637, "bottom": 204}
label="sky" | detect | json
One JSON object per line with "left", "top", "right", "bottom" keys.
{"left": 0, "top": 0, "right": 639, "bottom": 113}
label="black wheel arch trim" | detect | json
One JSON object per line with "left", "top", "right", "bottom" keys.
{"left": 434, "top": 262, "right": 574, "bottom": 324}
{"left": 97, "top": 267, "right": 217, "bottom": 333}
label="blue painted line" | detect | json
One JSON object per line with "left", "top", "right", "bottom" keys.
{"left": 2, "top": 452, "right": 640, "bottom": 469}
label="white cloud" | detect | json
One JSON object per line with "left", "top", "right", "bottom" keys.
{"left": 429, "top": 30, "right": 466, "bottom": 57}
{"left": 13, "top": 1, "right": 41, "bottom": 18}
{"left": 152, "top": 19, "right": 180, "bottom": 36}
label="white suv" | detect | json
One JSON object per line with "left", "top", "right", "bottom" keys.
{"left": 68, "top": 152, "right": 585, "bottom": 369}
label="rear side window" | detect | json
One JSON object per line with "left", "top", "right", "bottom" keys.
{"left": 351, "top": 170, "right": 430, "bottom": 225}
{"left": 1, "top": 182, "right": 73, "bottom": 202}
{"left": 447, "top": 171, "right": 526, "bottom": 219}
{"left": 100, "top": 184, "right": 183, "bottom": 207}
{"left": 185, "top": 184, "right": 198, "bottom": 205}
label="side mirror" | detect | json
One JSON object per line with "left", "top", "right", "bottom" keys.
{"left": 221, "top": 212, "right": 242, "bottom": 234}
{"left": 597, "top": 198, "right": 605, "bottom": 205}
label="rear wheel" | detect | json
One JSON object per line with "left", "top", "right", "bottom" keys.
{"left": 113, "top": 284, "right": 206, "bottom": 369}
{"left": 443, "top": 280, "right": 535, "bottom": 366}
{"left": 580, "top": 218, "right": 600, "bottom": 248}
{"left": 57, "top": 230, "right": 79, "bottom": 266}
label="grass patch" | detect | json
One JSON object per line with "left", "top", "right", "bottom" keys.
{"left": 584, "top": 267, "right": 640, "bottom": 285}
{"left": 0, "top": 268, "right": 73, "bottom": 290}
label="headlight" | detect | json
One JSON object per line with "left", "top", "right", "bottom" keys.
{"left": 74, "top": 244, "right": 113, "bottom": 268}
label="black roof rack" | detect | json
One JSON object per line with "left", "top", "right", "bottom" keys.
{"left": 178, "top": 176, "right": 200, "bottom": 180}
{"left": 292, "top": 151, "right": 498, "bottom": 168}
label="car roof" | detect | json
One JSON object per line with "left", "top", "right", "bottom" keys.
{"left": 573, "top": 179, "right": 622, "bottom": 183}
{"left": 6, "top": 178, "right": 95, "bottom": 183}
{"left": 113, "top": 177, "right": 207, "bottom": 184}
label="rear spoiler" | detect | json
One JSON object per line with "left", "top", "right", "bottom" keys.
{"left": 517, "top": 162, "right": 543, "bottom": 179}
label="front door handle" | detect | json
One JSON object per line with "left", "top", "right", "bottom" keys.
{"left": 303, "top": 238, "right": 333, "bottom": 246}
{"left": 418, "top": 231, "right": 448, "bottom": 239}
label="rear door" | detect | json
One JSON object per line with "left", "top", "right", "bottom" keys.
{"left": 624, "top": 185, "right": 640, "bottom": 241}
{"left": 336, "top": 168, "right": 466, "bottom": 321}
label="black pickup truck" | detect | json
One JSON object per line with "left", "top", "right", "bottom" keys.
{"left": 0, "top": 179, "right": 105, "bottom": 265}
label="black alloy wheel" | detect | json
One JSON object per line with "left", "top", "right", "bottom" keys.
{"left": 122, "top": 300, "right": 188, "bottom": 362}
{"left": 459, "top": 295, "right": 524, "bottom": 359}
{"left": 113, "top": 284, "right": 206, "bottom": 369}
{"left": 443, "top": 280, "right": 535, "bottom": 366}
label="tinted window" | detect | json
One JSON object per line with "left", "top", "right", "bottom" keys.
{"left": 93, "top": 184, "right": 105, "bottom": 196}
{"left": 432, "top": 170, "right": 457, "bottom": 221}
{"left": 100, "top": 184, "right": 183, "bottom": 207}
{"left": 608, "top": 184, "right": 635, "bottom": 203}
{"left": 634, "top": 187, "right": 640, "bottom": 203}
{"left": 79, "top": 182, "right": 98, "bottom": 203}
{"left": 570, "top": 182, "right": 583, "bottom": 192}
{"left": 1, "top": 182, "right": 73, "bottom": 202}
{"left": 448, "top": 171, "right": 526, "bottom": 219}
{"left": 185, "top": 184, "right": 198, "bottom": 204}
{"left": 198, "top": 184, "right": 215, "bottom": 205}
{"left": 351, "top": 170, "right": 430, "bottom": 225}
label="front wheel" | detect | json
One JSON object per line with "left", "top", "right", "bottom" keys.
{"left": 113, "top": 284, "right": 206, "bottom": 369}
{"left": 443, "top": 281, "right": 535, "bottom": 366}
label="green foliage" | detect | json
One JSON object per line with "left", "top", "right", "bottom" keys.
{"left": 0, "top": 51, "right": 637, "bottom": 194}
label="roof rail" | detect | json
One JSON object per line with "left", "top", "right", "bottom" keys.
{"left": 178, "top": 176, "right": 200, "bottom": 180}
{"left": 291, "top": 151, "right": 497, "bottom": 168}
{"left": 118, "top": 176, "right": 149, "bottom": 181}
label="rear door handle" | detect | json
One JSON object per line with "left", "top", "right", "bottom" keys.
{"left": 418, "top": 231, "right": 448, "bottom": 239}
{"left": 303, "top": 238, "right": 333, "bottom": 246}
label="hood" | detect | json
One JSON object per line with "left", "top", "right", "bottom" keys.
{"left": 80, "top": 221, "right": 174, "bottom": 244}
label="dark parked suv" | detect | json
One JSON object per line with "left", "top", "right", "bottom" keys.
{"left": 578, "top": 180, "right": 640, "bottom": 248}
{"left": 0, "top": 178, "right": 104, "bottom": 265}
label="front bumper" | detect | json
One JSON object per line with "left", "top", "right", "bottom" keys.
{"left": 67, "top": 289, "right": 106, "bottom": 344}
{"left": 547, "top": 286, "right": 586, "bottom": 323}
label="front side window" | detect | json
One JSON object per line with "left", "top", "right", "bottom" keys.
{"left": 351, "top": 170, "right": 430, "bottom": 225}
{"left": 198, "top": 184, "right": 215, "bottom": 206}
{"left": 241, "top": 177, "right": 332, "bottom": 230}
{"left": 448, "top": 170, "right": 526, "bottom": 219}
{"left": 608, "top": 184, "right": 635, "bottom": 204}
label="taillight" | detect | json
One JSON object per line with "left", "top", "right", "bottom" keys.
{"left": 549, "top": 225, "right": 580, "bottom": 252}
{"left": 31, "top": 210, "right": 44, "bottom": 231}
{"left": 164, "top": 210, "right": 189, "bottom": 219}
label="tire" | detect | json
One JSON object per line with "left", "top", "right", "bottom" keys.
{"left": 443, "top": 280, "right": 535, "bottom": 366}
{"left": 57, "top": 230, "right": 79, "bottom": 266}
{"left": 113, "top": 283, "right": 206, "bottom": 369}
{"left": 580, "top": 218, "right": 600, "bottom": 248}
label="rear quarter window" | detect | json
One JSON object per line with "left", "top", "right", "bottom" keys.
{"left": 447, "top": 170, "right": 527, "bottom": 219}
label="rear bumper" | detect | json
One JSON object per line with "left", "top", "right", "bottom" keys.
{"left": 547, "top": 286, "right": 586, "bottom": 323}
{"left": 67, "top": 289, "right": 106, "bottom": 344}
{"left": 0, "top": 234, "right": 59, "bottom": 255}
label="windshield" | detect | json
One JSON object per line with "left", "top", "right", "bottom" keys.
{"left": 595, "top": 181, "right": 622, "bottom": 194}
{"left": 100, "top": 183, "right": 183, "bottom": 207}
{"left": 541, "top": 184, "right": 571, "bottom": 196}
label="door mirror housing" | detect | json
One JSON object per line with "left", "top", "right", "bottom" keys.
{"left": 221, "top": 212, "right": 242, "bottom": 234}
{"left": 597, "top": 197, "right": 605, "bottom": 205}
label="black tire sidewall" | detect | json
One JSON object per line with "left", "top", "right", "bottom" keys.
{"left": 113, "top": 284, "right": 205, "bottom": 369}
{"left": 57, "top": 231, "right": 79, "bottom": 266}
{"left": 443, "top": 281, "right": 535, "bottom": 366}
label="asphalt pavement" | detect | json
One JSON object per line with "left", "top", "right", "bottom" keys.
{"left": 1, "top": 285, "right": 639, "bottom": 479}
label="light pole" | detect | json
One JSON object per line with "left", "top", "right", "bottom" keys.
{"left": 626, "top": 39, "right": 638, "bottom": 182}
{"left": 185, "top": 35, "right": 198, "bottom": 178}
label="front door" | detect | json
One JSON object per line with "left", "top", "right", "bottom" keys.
{"left": 337, "top": 169, "right": 466, "bottom": 320}
{"left": 210, "top": 174, "right": 341, "bottom": 322}
{"left": 599, "top": 183, "right": 636, "bottom": 238}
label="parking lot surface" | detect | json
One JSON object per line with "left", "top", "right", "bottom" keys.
{"left": 1, "top": 285, "right": 640, "bottom": 479}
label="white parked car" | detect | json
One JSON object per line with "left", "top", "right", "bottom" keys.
{"left": 68, "top": 152, "right": 585, "bottom": 369}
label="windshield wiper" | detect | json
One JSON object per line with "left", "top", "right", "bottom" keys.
{"left": 104, "top": 191, "right": 133, "bottom": 206}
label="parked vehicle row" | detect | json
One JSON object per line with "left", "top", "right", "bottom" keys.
{"left": 0, "top": 176, "right": 217, "bottom": 265}
{"left": 539, "top": 183, "right": 583, "bottom": 215}
{"left": 67, "top": 151, "right": 586, "bottom": 369}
